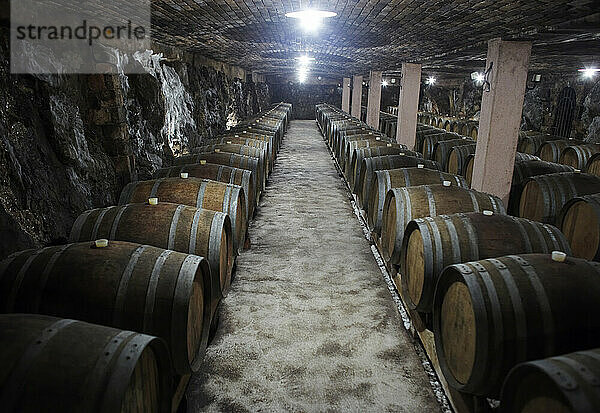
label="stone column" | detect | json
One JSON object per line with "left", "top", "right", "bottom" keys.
{"left": 471, "top": 38, "right": 532, "bottom": 205}
{"left": 342, "top": 77, "right": 351, "bottom": 113}
{"left": 396, "top": 63, "right": 422, "bottom": 148}
{"left": 351, "top": 75, "right": 363, "bottom": 118}
{"left": 366, "top": 70, "right": 382, "bottom": 128}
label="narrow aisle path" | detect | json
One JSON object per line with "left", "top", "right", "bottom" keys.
{"left": 188, "top": 120, "right": 440, "bottom": 412}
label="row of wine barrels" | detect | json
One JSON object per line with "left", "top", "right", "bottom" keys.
{"left": 358, "top": 156, "right": 441, "bottom": 210}
{"left": 461, "top": 152, "right": 542, "bottom": 187}
{"left": 538, "top": 139, "right": 581, "bottom": 163}
{"left": 349, "top": 147, "right": 422, "bottom": 192}
{"left": 0, "top": 241, "right": 211, "bottom": 375}
{"left": 433, "top": 254, "right": 600, "bottom": 396}
{"left": 422, "top": 133, "right": 462, "bottom": 160}
{"left": 432, "top": 138, "right": 476, "bottom": 171}
{"left": 69, "top": 202, "right": 233, "bottom": 300}
{"left": 500, "top": 348, "right": 600, "bottom": 413}
{"left": 0, "top": 313, "right": 172, "bottom": 413}
{"left": 559, "top": 143, "right": 600, "bottom": 170}
{"left": 379, "top": 184, "right": 505, "bottom": 265}
{"left": 517, "top": 133, "right": 561, "bottom": 155}
{"left": 519, "top": 172, "right": 600, "bottom": 224}
{"left": 446, "top": 144, "right": 476, "bottom": 176}
{"left": 120, "top": 176, "right": 248, "bottom": 252}
{"left": 204, "top": 137, "right": 273, "bottom": 170}
{"left": 400, "top": 212, "right": 571, "bottom": 312}
{"left": 339, "top": 134, "right": 388, "bottom": 169}
{"left": 344, "top": 139, "right": 407, "bottom": 174}
{"left": 367, "top": 168, "right": 468, "bottom": 234}
{"left": 192, "top": 143, "right": 268, "bottom": 178}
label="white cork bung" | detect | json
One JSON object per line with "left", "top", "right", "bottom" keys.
{"left": 235, "top": 134, "right": 240, "bottom": 138}
{"left": 375, "top": 137, "right": 381, "bottom": 140}
{"left": 95, "top": 239, "right": 109, "bottom": 248}
{"left": 443, "top": 180, "right": 452, "bottom": 187}
{"left": 200, "top": 160, "right": 207, "bottom": 165}
{"left": 483, "top": 210, "right": 493, "bottom": 216}
{"left": 417, "top": 164, "right": 424, "bottom": 168}
{"left": 227, "top": 141, "right": 232, "bottom": 144}
{"left": 552, "top": 251, "right": 567, "bottom": 262}
{"left": 387, "top": 143, "right": 392, "bottom": 147}
{"left": 574, "top": 169, "right": 581, "bottom": 173}
{"left": 180, "top": 172, "right": 189, "bottom": 179}
{"left": 148, "top": 197, "right": 158, "bottom": 205}
{"left": 214, "top": 148, "right": 221, "bottom": 153}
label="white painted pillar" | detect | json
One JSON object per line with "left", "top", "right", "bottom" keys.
{"left": 396, "top": 63, "right": 422, "bottom": 148}
{"left": 471, "top": 38, "right": 532, "bottom": 205}
{"left": 351, "top": 75, "right": 363, "bottom": 119}
{"left": 342, "top": 77, "right": 351, "bottom": 113}
{"left": 366, "top": 71, "right": 383, "bottom": 128}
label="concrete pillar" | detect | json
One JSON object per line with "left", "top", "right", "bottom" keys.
{"left": 471, "top": 38, "right": 532, "bottom": 205}
{"left": 351, "top": 75, "right": 363, "bottom": 118}
{"left": 366, "top": 70, "right": 383, "bottom": 128}
{"left": 342, "top": 77, "right": 351, "bottom": 113}
{"left": 395, "top": 63, "right": 422, "bottom": 148}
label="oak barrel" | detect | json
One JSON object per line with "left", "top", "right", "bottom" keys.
{"left": 519, "top": 172, "right": 600, "bottom": 223}
{"left": 192, "top": 143, "right": 268, "bottom": 177}
{"left": 206, "top": 137, "right": 273, "bottom": 169}
{"left": 558, "top": 193, "right": 600, "bottom": 260}
{"left": 119, "top": 177, "right": 247, "bottom": 252}
{"left": 344, "top": 139, "right": 407, "bottom": 175}
{"left": 433, "top": 254, "right": 600, "bottom": 396}
{"left": 401, "top": 212, "right": 571, "bottom": 312}
{"left": 432, "top": 138, "right": 476, "bottom": 171}
{"left": 517, "top": 134, "right": 560, "bottom": 155}
{"left": 422, "top": 133, "right": 461, "bottom": 160}
{"left": 349, "top": 147, "right": 422, "bottom": 192}
{"left": 500, "top": 348, "right": 600, "bottom": 413}
{"left": 380, "top": 184, "right": 505, "bottom": 264}
{"left": 70, "top": 202, "right": 233, "bottom": 298}
{"left": 0, "top": 241, "right": 212, "bottom": 375}
{"left": 0, "top": 314, "right": 172, "bottom": 413}
{"left": 538, "top": 139, "right": 581, "bottom": 163}
{"left": 367, "top": 168, "right": 467, "bottom": 234}
{"left": 358, "top": 156, "right": 441, "bottom": 210}
{"left": 559, "top": 143, "right": 600, "bottom": 170}
{"left": 446, "top": 144, "right": 476, "bottom": 176}
{"left": 585, "top": 152, "right": 600, "bottom": 177}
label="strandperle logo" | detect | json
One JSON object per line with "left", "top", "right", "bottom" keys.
{"left": 11, "top": 0, "right": 151, "bottom": 74}
{"left": 15, "top": 20, "right": 147, "bottom": 46}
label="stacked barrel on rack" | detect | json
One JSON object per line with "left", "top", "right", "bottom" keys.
{"left": 0, "top": 103, "right": 292, "bottom": 413}
{"left": 317, "top": 103, "right": 600, "bottom": 412}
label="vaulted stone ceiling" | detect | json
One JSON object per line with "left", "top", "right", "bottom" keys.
{"left": 151, "top": 0, "right": 599, "bottom": 76}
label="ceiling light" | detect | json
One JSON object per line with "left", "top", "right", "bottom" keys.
{"left": 297, "top": 55, "right": 315, "bottom": 66}
{"left": 285, "top": 9, "right": 337, "bottom": 32}
{"left": 390, "top": 78, "right": 396, "bottom": 84}
{"left": 381, "top": 80, "right": 389, "bottom": 87}
{"left": 579, "top": 68, "right": 599, "bottom": 79}
{"left": 426, "top": 76, "right": 436, "bottom": 85}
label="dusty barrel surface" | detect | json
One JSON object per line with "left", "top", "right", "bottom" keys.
{"left": 0, "top": 314, "right": 172, "bottom": 413}
{"left": 367, "top": 168, "right": 467, "bottom": 235}
{"left": 173, "top": 152, "right": 264, "bottom": 193}
{"left": 500, "top": 348, "right": 600, "bottom": 413}
{"left": 400, "top": 212, "right": 570, "bottom": 312}
{"left": 507, "top": 160, "right": 574, "bottom": 215}
{"left": 358, "top": 156, "right": 441, "bottom": 210}
{"left": 0, "top": 241, "right": 212, "bottom": 375}
{"left": 446, "top": 144, "right": 476, "bottom": 176}
{"left": 558, "top": 193, "right": 600, "bottom": 261}
{"left": 559, "top": 143, "right": 600, "bottom": 170}
{"left": 380, "top": 184, "right": 505, "bottom": 264}
{"left": 432, "top": 138, "right": 475, "bottom": 171}
{"left": 154, "top": 163, "right": 258, "bottom": 219}
{"left": 433, "top": 254, "right": 600, "bottom": 396}
{"left": 519, "top": 172, "right": 600, "bottom": 224}
{"left": 349, "top": 147, "right": 422, "bottom": 193}
{"left": 70, "top": 202, "right": 233, "bottom": 299}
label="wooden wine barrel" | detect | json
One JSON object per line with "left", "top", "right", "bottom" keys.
{"left": 585, "top": 152, "right": 600, "bottom": 177}
{"left": 433, "top": 254, "right": 600, "bottom": 396}
{"left": 514, "top": 152, "right": 541, "bottom": 162}
{"left": 338, "top": 133, "right": 384, "bottom": 163}
{"left": 119, "top": 177, "right": 247, "bottom": 252}
{"left": 222, "top": 130, "right": 279, "bottom": 153}
{"left": 0, "top": 314, "right": 172, "bottom": 413}
{"left": 348, "top": 147, "right": 421, "bottom": 191}
{"left": 415, "top": 129, "right": 446, "bottom": 153}
{"left": 0, "top": 241, "right": 212, "bottom": 375}
{"left": 358, "top": 156, "right": 441, "bottom": 210}
{"left": 191, "top": 143, "right": 268, "bottom": 178}
{"left": 401, "top": 212, "right": 571, "bottom": 313}
{"left": 446, "top": 144, "right": 476, "bottom": 176}
{"left": 559, "top": 143, "right": 600, "bottom": 170}
{"left": 519, "top": 172, "right": 600, "bottom": 224}
{"left": 344, "top": 139, "right": 407, "bottom": 175}
{"left": 558, "top": 193, "right": 600, "bottom": 261}
{"left": 422, "top": 133, "right": 461, "bottom": 160}
{"left": 517, "top": 134, "right": 559, "bottom": 155}
{"left": 367, "top": 168, "right": 468, "bottom": 235}
{"left": 500, "top": 348, "right": 600, "bottom": 413}
{"left": 538, "top": 139, "right": 581, "bottom": 163}
{"left": 173, "top": 152, "right": 264, "bottom": 194}
{"left": 507, "top": 160, "right": 575, "bottom": 215}
{"left": 380, "top": 185, "right": 505, "bottom": 264}
{"left": 432, "top": 138, "right": 476, "bottom": 171}
{"left": 70, "top": 202, "right": 233, "bottom": 299}
{"left": 207, "top": 136, "right": 273, "bottom": 169}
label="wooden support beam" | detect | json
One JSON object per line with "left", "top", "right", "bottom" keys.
{"left": 342, "top": 77, "right": 351, "bottom": 113}
{"left": 471, "top": 38, "right": 532, "bottom": 205}
{"left": 366, "top": 71, "right": 382, "bottom": 128}
{"left": 396, "top": 63, "right": 422, "bottom": 148}
{"left": 351, "top": 75, "right": 363, "bottom": 118}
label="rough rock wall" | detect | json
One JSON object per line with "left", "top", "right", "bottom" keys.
{"left": 0, "top": 33, "right": 270, "bottom": 259}
{"left": 271, "top": 82, "right": 341, "bottom": 119}
{"left": 419, "top": 81, "right": 482, "bottom": 119}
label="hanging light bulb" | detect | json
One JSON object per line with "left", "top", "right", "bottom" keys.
{"left": 285, "top": 9, "right": 337, "bottom": 33}
{"left": 426, "top": 76, "right": 436, "bottom": 85}
{"left": 579, "top": 68, "right": 599, "bottom": 79}
{"left": 381, "top": 80, "right": 389, "bottom": 87}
